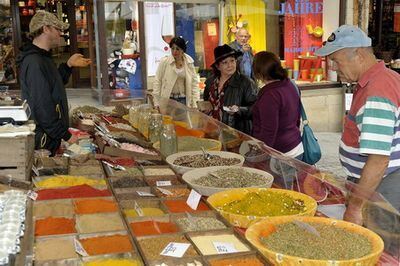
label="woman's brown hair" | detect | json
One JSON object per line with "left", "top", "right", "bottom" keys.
{"left": 253, "top": 51, "right": 288, "bottom": 81}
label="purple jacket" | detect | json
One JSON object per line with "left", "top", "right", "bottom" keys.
{"left": 252, "top": 78, "right": 302, "bottom": 153}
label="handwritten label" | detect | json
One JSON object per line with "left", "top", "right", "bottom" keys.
{"left": 160, "top": 242, "right": 191, "bottom": 258}
{"left": 213, "top": 242, "right": 237, "bottom": 254}
{"left": 134, "top": 201, "right": 144, "bottom": 216}
{"left": 156, "top": 180, "right": 172, "bottom": 187}
{"left": 74, "top": 238, "right": 88, "bottom": 257}
{"left": 186, "top": 189, "right": 201, "bottom": 210}
{"left": 27, "top": 190, "right": 38, "bottom": 201}
{"left": 157, "top": 187, "right": 173, "bottom": 195}
{"left": 136, "top": 191, "right": 155, "bottom": 197}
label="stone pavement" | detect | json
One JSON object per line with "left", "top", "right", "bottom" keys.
{"left": 67, "top": 89, "right": 346, "bottom": 177}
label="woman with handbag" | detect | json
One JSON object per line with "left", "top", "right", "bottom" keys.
{"left": 252, "top": 51, "right": 304, "bottom": 159}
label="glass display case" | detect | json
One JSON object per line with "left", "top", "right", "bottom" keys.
{"left": 152, "top": 95, "right": 399, "bottom": 262}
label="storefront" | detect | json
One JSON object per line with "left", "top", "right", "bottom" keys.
{"left": 0, "top": 0, "right": 97, "bottom": 89}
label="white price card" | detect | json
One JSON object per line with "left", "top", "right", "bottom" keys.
{"left": 156, "top": 180, "right": 172, "bottom": 187}
{"left": 157, "top": 187, "right": 173, "bottom": 195}
{"left": 186, "top": 189, "right": 201, "bottom": 210}
{"left": 213, "top": 242, "right": 237, "bottom": 254}
{"left": 32, "top": 165, "right": 39, "bottom": 176}
{"left": 134, "top": 201, "right": 144, "bottom": 216}
{"left": 27, "top": 190, "right": 38, "bottom": 201}
{"left": 136, "top": 191, "right": 155, "bottom": 197}
{"left": 74, "top": 238, "right": 88, "bottom": 257}
{"left": 160, "top": 242, "right": 191, "bottom": 258}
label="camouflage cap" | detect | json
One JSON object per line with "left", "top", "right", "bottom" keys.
{"left": 29, "top": 10, "right": 69, "bottom": 34}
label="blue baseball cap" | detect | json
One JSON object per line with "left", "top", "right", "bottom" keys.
{"left": 315, "top": 25, "right": 372, "bottom": 56}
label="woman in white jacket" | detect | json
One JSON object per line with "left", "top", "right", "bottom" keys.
{"left": 152, "top": 37, "right": 200, "bottom": 107}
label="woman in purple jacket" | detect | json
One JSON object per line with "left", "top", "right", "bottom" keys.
{"left": 252, "top": 52, "right": 303, "bottom": 159}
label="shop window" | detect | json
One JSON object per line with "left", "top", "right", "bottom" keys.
{"left": 224, "top": 0, "right": 341, "bottom": 84}
{"left": 104, "top": 0, "right": 142, "bottom": 97}
{"left": 0, "top": 0, "right": 17, "bottom": 87}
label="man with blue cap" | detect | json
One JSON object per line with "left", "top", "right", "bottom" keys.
{"left": 315, "top": 25, "right": 400, "bottom": 224}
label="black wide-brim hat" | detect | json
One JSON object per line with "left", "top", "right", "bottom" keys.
{"left": 211, "top": 44, "right": 243, "bottom": 67}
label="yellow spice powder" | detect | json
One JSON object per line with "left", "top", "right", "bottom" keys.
{"left": 124, "top": 207, "right": 165, "bottom": 217}
{"left": 35, "top": 175, "right": 106, "bottom": 188}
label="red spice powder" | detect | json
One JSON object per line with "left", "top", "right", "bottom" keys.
{"left": 130, "top": 221, "right": 178, "bottom": 236}
{"left": 74, "top": 198, "right": 118, "bottom": 214}
{"left": 113, "top": 158, "right": 136, "bottom": 167}
{"left": 35, "top": 217, "right": 76, "bottom": 236}
{"left": 164, "top": 200, "right": 210, "bottom": 213}
{"left": 79, "top": 235, "right": 133, "bottom": 255}
{"left": 37, "top": 185, "right": 111, "bottom": 200}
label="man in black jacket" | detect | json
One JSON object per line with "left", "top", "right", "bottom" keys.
{"left": 17, "top": 10, "right": 91, "bottom": 155}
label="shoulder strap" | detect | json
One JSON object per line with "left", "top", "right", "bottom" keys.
{"left": 290, "top": 79, "right": 308, "bottom": 123}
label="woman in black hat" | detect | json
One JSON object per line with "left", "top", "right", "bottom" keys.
{"left": 201, "top": 44, "right": 257, "bottom": 134}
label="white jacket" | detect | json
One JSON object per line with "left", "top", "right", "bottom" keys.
{"left": 152, "top": 54, "right": 200, "bottom": 107}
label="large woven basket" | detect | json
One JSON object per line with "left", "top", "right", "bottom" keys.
{"left": 207, "top": 188, "right": 317, "bottom": 228}
{"left": 245, "top": 216, "right": 384, "bottom": 266}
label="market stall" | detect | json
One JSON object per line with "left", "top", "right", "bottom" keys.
{"left": 0, "top": 96, "right": 399, "bottom": 265}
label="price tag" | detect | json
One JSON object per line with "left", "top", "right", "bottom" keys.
{"left": 213, "top": 242, "right": 237, "bottom": 254}
{"left": 74, "top": 238, "right": 88, "bottom": 257}
{"left": 160, "top": 242, "right": 191, "bottom": 258}
{"left": 136, "top": 191, "right": 155, "bottom": 197}
{"left": 32, "top": 165, "right": 39, "bottom": 177}
{"left": 345, "top": 93, "right": 353, "bottom": 111}
{"left": 186, "top": 189, "right": 201, "bottom": 210}
{"left": 156, "top": 180, "right": 172, "bottom": 187}
{"left": 134, "top": 201, "right": 144, "bottom": 216}
{"left": 27, "top": 190, "right": 38, "bottom": 201}
{"left": 157, "top": 187, "right": 173, "bottom": 195}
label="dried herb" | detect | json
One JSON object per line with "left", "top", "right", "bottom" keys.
{"left": 176, "top": 217, "right": 226, "bottom": 232}
{"left": 260, "top": 222, "right": 372, "bottom": 260}
{"left": 173, "top": 155, "right": 241, "bottom": 168}
{"left": 193, "top": 168, "right": 267, "bottom": 188}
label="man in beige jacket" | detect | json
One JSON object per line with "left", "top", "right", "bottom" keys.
{"left": 152, "top": 37, "right": 200, "bottom": 108}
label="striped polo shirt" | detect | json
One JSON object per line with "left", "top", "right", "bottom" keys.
{"left": 339, "top": 61, "right": 400, "bottom": 178}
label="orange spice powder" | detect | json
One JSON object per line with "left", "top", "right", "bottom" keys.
{"left": 35, "top": 217, "right": 76, "bottom": 236}
{"left": 79, "top": 235, "right": 133, "bottom": 256}
{"left": 164, "top": 200, "right": 210, "bottom": 213}
{"left": 74, "top": 198, "right": 118, "bottom": 214}
{"left": 129, "top": 220, "right": 178, "bottom": 236}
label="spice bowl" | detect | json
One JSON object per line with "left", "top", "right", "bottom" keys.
{"left": 245, "top": 216, "right": 384, "bottom": 266}
{"left": 166, "top": 151, "right": 245, "bottom": 175}
{"left": 142, "top": 166, "right": 176, "bottom": 176}
{"left": 207, "top": 188, "right": 317, "bottom": 228}
{"left": 182, "top": 166, "right": 274, "bottom": 196}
